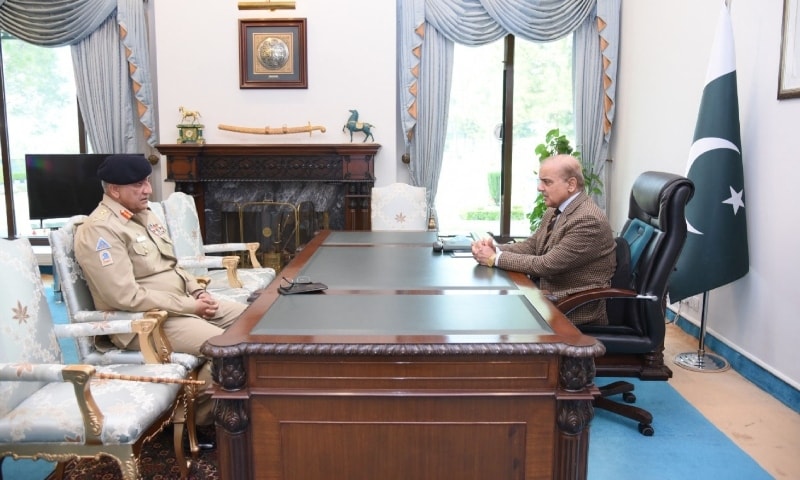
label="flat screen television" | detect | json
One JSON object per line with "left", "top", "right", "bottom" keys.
{"left": 25, "top": 153, "right": 109, "bottom": 221}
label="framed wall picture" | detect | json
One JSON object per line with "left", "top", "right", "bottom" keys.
{"left": 779, "top": 0, "right": 800, "bottom": 99}
{"left": 239, "top": 18, "right": 307, "bottom": 89}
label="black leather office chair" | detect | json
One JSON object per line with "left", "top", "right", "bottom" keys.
{"left": 555, "top": 171, "right": 695, "bottom": 436}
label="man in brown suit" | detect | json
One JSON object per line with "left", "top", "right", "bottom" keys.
{"left": 472, "top": 154, "right": 616, "bottom": 325}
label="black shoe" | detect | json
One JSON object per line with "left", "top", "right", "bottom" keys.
{"left": 185, "top": 426, "right": 216, "bottom": 452}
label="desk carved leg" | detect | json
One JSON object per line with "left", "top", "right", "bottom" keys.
{"left": 213, "top": 356, "right": 251, "bottom": 480}
{"left": 555, "top": 356, "right": 596, "bottom": 480}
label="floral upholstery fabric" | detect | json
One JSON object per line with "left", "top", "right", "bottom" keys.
{"left": 0, "top": 237, "right": 61, "bottom": 418}
{"left": 148, "top": 200, "right": 166, "bottom": 224}
{"left": 161, "top": 192, "right": 276, "bottom": 293}
{"left": 0, "top": 237, "right": 184, "bottom": 446}
{"left": 0, "top": 362, "right": 184, "bottom": 444}
{"left": 371, "top": 183, "right": 429, "bottom": 231}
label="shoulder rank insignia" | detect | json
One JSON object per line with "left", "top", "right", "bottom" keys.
{"left": 90, "top": 208, "right": 110, "bottom": 221}
{"left": 95, "top": 238, "right": 111, "bottom": 251}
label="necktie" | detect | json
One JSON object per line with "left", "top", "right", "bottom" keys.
{"left": 544, "top": 209, "right": 561, "bottom": 245}
{"left": 547, "top": 209, "right": 561, "bottom": 234}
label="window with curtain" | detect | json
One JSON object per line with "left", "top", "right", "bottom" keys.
{"left": 0, "top": 31, "right": 85, "bottom": 239}
{"left": 437, "top": 35, "right": 574, "bottom": 237}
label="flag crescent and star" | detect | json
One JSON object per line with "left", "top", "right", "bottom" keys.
{"left": 668, "top": 3, "right": 750, "bottom": 303}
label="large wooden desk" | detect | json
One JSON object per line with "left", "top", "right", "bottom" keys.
{"left": 202, "top": 231, "right": 604, "bottom": 480}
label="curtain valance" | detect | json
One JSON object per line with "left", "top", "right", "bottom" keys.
{"left": 1, "top": 0, "right": 158, "bottom": 149}
{"left": 425, "top": 0, "right": 595, "bottom": 45}
{"left": 0, "top": 0, "right": 116, "bottom": 46}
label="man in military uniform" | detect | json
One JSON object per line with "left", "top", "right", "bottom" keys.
{"left": 73, "top": 153, "right": 245, "bottom": 436}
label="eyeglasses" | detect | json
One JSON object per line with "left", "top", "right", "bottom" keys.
{"left": 281, "top": 276, "right": 312, "bottom": 289}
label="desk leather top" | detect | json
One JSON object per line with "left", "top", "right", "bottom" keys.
{"left": 252, "top": 235, "right": 553, "bottom": 341}
{"left": 297, "top": 245, "right": 515, "bottom": 290}
{"left": 205, "top": 231, "right": 603, "bottom": 356}
{"left": 251, "top": 294, "right": 550, "bottom": 338}
{"left": 323, "top": 231, "right": 438, "bottom": 245}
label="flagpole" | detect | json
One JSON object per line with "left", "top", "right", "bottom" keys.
{"left": 674, "top": 291, "right": 730, "bottom": 372}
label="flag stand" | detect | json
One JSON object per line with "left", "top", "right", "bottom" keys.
{"left": 674, "top": 291, "right": 730, "bottom": 372}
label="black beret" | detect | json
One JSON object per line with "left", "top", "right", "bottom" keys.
{"left": 97, "top": 154, "right": 152, "bottom": 185}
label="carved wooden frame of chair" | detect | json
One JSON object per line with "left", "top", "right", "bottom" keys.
{"left": 1, "top": 311, "right": 200, "bottom": 480}
{"left": 177, "top": 254, "right": 249, "bottom": 289}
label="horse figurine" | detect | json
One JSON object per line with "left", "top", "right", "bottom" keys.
{"left": 178, "top": 106, "right": 202, "bottom": 125}
{"left": 342, "top": 109, "right": 375, "bottom": 142}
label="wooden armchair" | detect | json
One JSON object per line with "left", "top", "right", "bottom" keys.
{"left": 160, "top": 192, "right": 276, "bottom": 295}
{"left": 0, "top": 237, "right": 201, "bottom": 479}
{"left": 50, "top": 216, "right": 205, "bottom": 460}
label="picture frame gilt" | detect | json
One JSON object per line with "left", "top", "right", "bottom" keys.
{"left": 239, "top": 18, "right": 307, "bottom": 89}
{"left": 779, "top": 0, "right": 800, "bottom": 99}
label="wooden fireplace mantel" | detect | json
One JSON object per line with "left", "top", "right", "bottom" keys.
{"left": 156, "top": 143, "right": 380, "bottom": 234}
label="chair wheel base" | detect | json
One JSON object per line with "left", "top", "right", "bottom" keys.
{"left": 638, "top": 423, "right": 654, "bottom": 436}
{"left": 623, "top": 392, "right": 636, "bottom": 403}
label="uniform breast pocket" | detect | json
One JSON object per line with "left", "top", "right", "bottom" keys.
{"left": 132, "top": 242, "right": 152, "bottom": 257}
{"left": 131, "top": 240, "right": 160, "bottom": 276}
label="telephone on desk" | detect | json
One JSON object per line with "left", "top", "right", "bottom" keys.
{"left": 433, "top": 232, "right": 492, "bottom": 253}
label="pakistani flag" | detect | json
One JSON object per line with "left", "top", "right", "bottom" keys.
{"left": 668, "top": 4, "right": 749, "bottom": 303}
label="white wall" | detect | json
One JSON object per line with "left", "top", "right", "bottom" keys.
{"left": 609, "top": 0, "right": 800, "bottom": 388}
{"left": 151, "top": 0, "right": 799, "bottom": 388}
{"left": 151, "top": 0, "right": 400, "bottom": 196}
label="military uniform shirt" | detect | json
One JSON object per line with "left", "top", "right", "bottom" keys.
{"left": 74, "top": 194, "right": 207, "bottom": 344}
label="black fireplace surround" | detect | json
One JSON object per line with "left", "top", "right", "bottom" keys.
{"left": 156, "top": 144, "right": 380, "bottom": 248}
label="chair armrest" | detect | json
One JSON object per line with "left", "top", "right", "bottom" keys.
{"left": 178, "top": 255, "right": 244, "bottom": 288}
{"left": 0, "top": 362, "right": 73, "bottom": 382}
{"left": 71, "top": 309, "right": 153, "bottom": 323}
{"left": 54, "top": 310, "right": 171, "bottom": 364}
{"left": 178, "top": 255, "right": 226, "bottom": 269}
{"left": 554, "top": 287, "right": 640, "bottom": 316}
{"left": 201, "top": 242, "right": 263, "bottom": 268}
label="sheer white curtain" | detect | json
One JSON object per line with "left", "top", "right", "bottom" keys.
{"left": 0, "top": 0, "right": 158, "bottom": 153}
{"left": 398, "top": 0, "right": 620, "bottom": 216}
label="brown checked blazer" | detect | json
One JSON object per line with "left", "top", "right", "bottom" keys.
{"left": 496, "top": 191, "right": 616, "bottom": 325}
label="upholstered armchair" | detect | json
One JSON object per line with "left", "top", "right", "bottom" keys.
{"left": 0, "top": 237, "right": 199, "bottom": 480}
{"left": 554, "top": 171, "right": 694, "bottom": 436}
{"left": 146, "top": 202, "right": 253, "bottom": 304}
{"left": 160, "top": 192, "right": 276, "bottom": 294}
{"left": 370, "top": 183, "right": 430, "bottom": 231}
{"left": 50, "top": 216, "right": 206, "bottom": 458}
